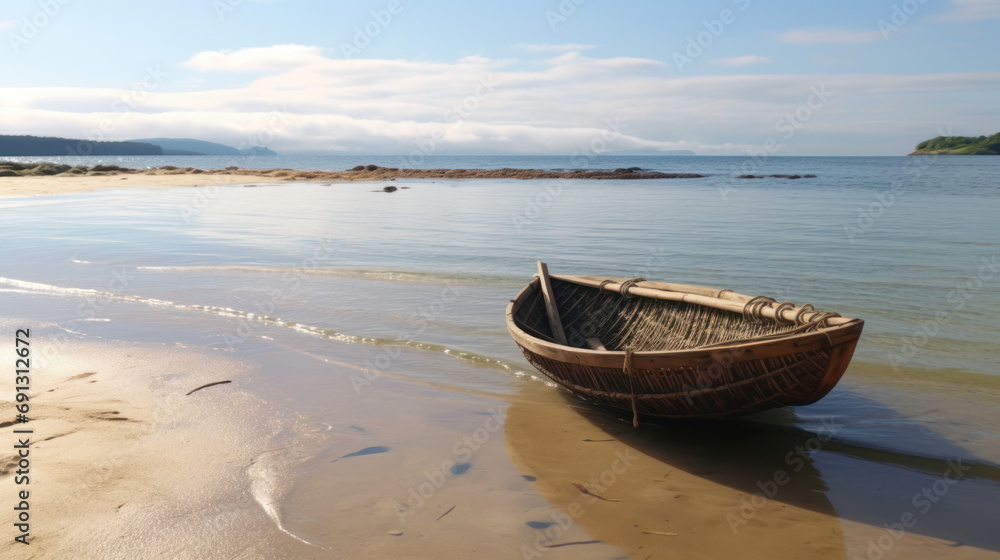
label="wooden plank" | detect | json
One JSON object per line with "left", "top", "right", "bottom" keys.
{"left": 553, "top": 275, "right": 854, "bottom": 327}
{"left": 537, "top": 261, "right": 569, "bottom": 345}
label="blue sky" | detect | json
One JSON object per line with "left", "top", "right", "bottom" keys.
{"left": 2, "top": 0, "right": 998, "bottom": 155}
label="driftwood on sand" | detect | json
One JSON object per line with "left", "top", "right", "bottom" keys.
{"left": 185, "top": 380, "right": 232, "bottom": 396}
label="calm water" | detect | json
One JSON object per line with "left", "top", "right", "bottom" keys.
{"left": 2, "top": 155, "right": 999, "bottom": 555}
{"left": 3, "top": 156, "right": 998, "bottom": 376}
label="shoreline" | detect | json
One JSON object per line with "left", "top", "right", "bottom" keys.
{"left": 0, "top": 161, "right": 708, "bottom": 198}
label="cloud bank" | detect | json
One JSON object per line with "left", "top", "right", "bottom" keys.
{"left": 2, "top": 45, "right": 999, "bottom": 156}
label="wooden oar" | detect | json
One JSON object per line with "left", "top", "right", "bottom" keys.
{"left": 537, "top": 261, "right": 569, "bottom": 345}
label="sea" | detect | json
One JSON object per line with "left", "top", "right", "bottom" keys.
{"left": 2, "top": 154, "right": 999, "bottom": 557}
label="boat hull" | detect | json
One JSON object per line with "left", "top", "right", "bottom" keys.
{"left": 506, "top": 276, "right": 864, "bottom": 418}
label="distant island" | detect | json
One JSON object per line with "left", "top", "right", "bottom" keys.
{"left": 910, "top": 132, "right": 1000, "bottom": 155}
{"left": 130, "top": 138, "right": 277, "bottom": 156}
{"left": 0, "top": 135, "right": 277, "bottom": 157}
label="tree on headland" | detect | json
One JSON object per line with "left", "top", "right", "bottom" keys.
{"left": 911, "top": 132, "right": 1000, "bottom": 155}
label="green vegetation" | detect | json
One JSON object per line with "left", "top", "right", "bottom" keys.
{"left": 911, "top": 132, "right": 1000, "bottom": 155}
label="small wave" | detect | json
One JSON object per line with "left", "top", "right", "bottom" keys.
{"left": 136, "top": 265, "right": 523, "bottom": 288}
{"left": 0, "top": 275, "right": 532, "bottom": 377}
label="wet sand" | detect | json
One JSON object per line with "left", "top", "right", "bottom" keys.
{"left": 6, "top": 331, "right": 999, "bottom": 559}
{"left": 505, "top": 379, "right": 1000, "bottom": 559}
{"left": 0, "top": 173, "right": 267, "bottom": 197}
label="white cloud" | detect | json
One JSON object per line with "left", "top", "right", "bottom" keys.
{"left": 182, "top": 44, "right": 325, "bottom": 72}
{"left": 4, "top": 45, "right": 1000, "bottom": 156}
{"left": 514, "top": 43, "right": 596, "bottom": 52}
{"left": 708, "top": 55, "right": 772, "bottom": 68}
{"left": 778, "top": 28, "right": 884, "bottom": 46}
{"left": 934, "top": 0, "right": 1000, "bottom": 21}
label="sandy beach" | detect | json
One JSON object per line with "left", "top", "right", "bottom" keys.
{"left": 0, "top": 330, "right": 321, "bottom": 558}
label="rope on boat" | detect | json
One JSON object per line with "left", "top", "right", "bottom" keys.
{"left": 792, "top": 304, "right": 815, "bottom": 325}
{"left": 623, "top": 347, "right": 639, "bottom": 427}
{"left": 772, "top": 301, "right": 796, "bottom": 323}
{"left": 742, "top": 296, "right": 776, "bottom": 323}
{"left": 619, "top": 277, "right": 646, "bottom": 299}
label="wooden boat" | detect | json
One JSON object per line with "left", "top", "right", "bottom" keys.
{"left": 506, "top": 264, "right": 864, "bottom": 419}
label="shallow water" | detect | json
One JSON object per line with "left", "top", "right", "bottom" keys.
{"left": 2, "top": 155, "right": 999, "bottom": 558}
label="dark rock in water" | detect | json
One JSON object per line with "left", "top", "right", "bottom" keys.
{"left": 450, "top": 462, "right": 472, "bottom": 475}
{"left": 92, "top": 164, "right": 123, "bottom": 172}
{"left": 366, "top": 164, "right": 379, "bottom": 171}
{"left": 400, "top": 186, "right": 410, "bottom": 189}
{"left": 383, "top": 186, "right": 398, "bottom": 193}
{"left": 521, "top": 475, "right": 537, "bottom": 482}
{"left": 160, "top": 165, "right": 179, "bottom": 170}
{"left": 526, "top": 521, "right": 553, "bottom": 530}
{"left": 34, "top": 164, "right": 71, "bottom": 175}
{"left": 739, "top": 174, "right": 814, "bottom": 179}
{"left": 331, "top": 446, "right": 389, "bottom": 462}
{"left": 351, "top": 165, "right": 365, "bottom": 171}
{"left": 226, "top": 166, "right": 239, "bottom": 171}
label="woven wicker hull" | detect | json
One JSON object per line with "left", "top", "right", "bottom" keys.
{"left": 506, "top": 275, "right": 864, "bottom": 418}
